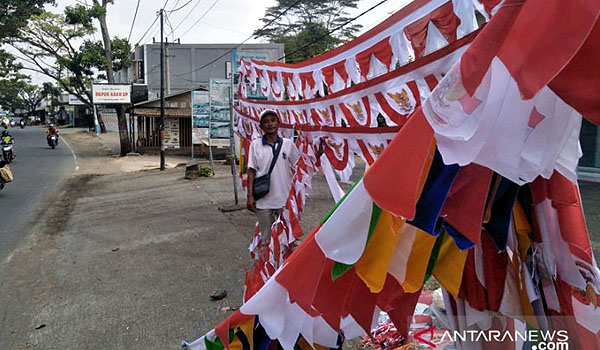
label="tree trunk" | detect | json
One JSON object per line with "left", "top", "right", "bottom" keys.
{"left": 96, "top": 3, "right": 131, "bottom": 155}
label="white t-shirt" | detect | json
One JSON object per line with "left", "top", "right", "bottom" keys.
{"left": 247, "top": 136, "right": 300, "bottom": 209}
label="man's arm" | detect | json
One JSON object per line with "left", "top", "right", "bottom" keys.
{"left": 246, "top": 168, "right": 256, "bottom": 212}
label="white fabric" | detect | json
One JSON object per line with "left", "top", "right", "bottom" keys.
{"left": 571, "top": 295, "right": 600, "bottom": 334}
{"left": 248, "top": 137, "right": 300, "bottom": 209}
{"left": 424, "top": 57, "right": 583, "bottom": 185}
{"left": 534, "top": 199, "right": 587, "bottom": 290}
{"left": 320, "top": 156, "right": 345, "bottom": 203}
{"left": 424, "top": 20, "right": 450, "bottom": 56}
{"left": 387, "top": 223, "right": 418, "bottom": 283}
{"left": 315, "top": 179, "right": 374, "bottom": 265}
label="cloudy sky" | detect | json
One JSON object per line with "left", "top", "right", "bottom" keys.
{"left": 46, "top": 0, "right": 412, "bottom": 45}
{"left": 18, "top": 0, "right": 411, "bottom": 83}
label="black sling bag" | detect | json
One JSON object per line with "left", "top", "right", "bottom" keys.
{"left": 252, "top": 139, "right": 283, "bottom": 200}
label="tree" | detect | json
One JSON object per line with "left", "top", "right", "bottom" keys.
{"left": 0, "top": 0, "right": 54, "bottom": 42}
{"left": 0, "top": 76, "right": 28, "bottom": 112}
{"left": 11, "top": 8, "right": 132, "bottom": 151}
{"left": 88, "top": 0, "right": 132, "bottom": 155}
{"left": 17, "top": 83, "right": 46, "bottom": 115}
{"left": 254, "top": 0, "right": 362, "bottom": 62}
{"left": 0, "top": 50, "right": 28, "bottom": 112}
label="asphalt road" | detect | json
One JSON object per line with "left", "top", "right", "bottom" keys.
{"left": 0, "top": 126, "right": 75, "bottom": 261}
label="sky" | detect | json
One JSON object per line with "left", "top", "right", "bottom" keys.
{"left": 22, "top": 0, "right": 412, "bottom": 83}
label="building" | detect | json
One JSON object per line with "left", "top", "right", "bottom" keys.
{"left": 115, "top": 43, "right": 284, "bottom": 100}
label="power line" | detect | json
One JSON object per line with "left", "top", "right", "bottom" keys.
{"left": 165, "top": 12, "right": 176, "bottom": 41}
{"left": 177, "top": 0, "right": 222, "bottom": 38}
{"left": 127, "top": 0, "right": 142, "bottom": 43}
{"left": 134, "top": 14, "right": 159, "bottom": 46}
{"left": 162, "top": 0, "right": 170, "bottom": 10}
{"left": 169, "top": 0, "right": 182, "bottom": 11}
{"left": 172, "top": 0, "right": 304, "bottom": 81}
{"left": 168, "top": 0, "right": 194, "bottom": 13}
{"left": 167, "top": 0, "right": 203, "bottom": 37}
{"left": 280, "top": 0, "right": 391, "bottom": 62}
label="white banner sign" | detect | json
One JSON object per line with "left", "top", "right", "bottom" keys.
{"left": 92, "top": 84, "right": 131, "bottom": 104}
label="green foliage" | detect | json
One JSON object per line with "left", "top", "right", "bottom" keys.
{"left": 13, "top": 9, "right": 132, "bottom": 108}
{"left": 64, "top": 5, "right": 96, "bottom": 29}
{"left": 0, "top": 0, "right": 54, "bottom": 42}
{"left": 254, "top": 0, "right": 362, "bottom": 62}
{"left": 110, "top": 38, "right": 133, "bottom": 72}
{"left": 0, "top": 75, "right": 29, "bottom": 112}
{"left": 0, "top": 49, "right": 22, "bottom": 77}
{"left": 199, "top": 166, "right": 213, "bottom": 177}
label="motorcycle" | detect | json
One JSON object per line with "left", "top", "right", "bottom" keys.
{"left": 47, "top": 134, "right": 59, "bottom": 149}
{"left": 1, "top": 142, "right": 14, "bottom": 163}
{"left": 19, "top": 120, "right": 25, "bottom": 129}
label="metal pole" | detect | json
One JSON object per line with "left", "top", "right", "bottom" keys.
{"left": 159, "top": 9, "right": 166, "bottom": 170}
{"left": 208, "top": 82, "right": 215, "bottom": 176}
{"left": 229, "top": 84, "right": 239, "bottom": 205}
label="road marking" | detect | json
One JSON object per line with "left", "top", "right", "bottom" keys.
{"left": 61, "top": 138, "right": 80, "bottom": 172}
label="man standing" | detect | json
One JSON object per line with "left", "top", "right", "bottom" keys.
{"left": 246, "top": 110, "right": 323, "bottom": 251}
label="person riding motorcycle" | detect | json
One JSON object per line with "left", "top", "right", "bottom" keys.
{"left": 47, "top": 124, "right": 59, "bottom": 146}
{"left": 1, "top": 130, "right": 14, "bottom": 145}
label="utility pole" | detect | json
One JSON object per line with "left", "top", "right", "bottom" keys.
{"left": 159, "top": 9, "right": 166, "bottom": 170}
{"left": 166, "top": 40, "right": 171, "bottom": 95}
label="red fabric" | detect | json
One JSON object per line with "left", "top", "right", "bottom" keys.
{"left": 357, "top": 140, "right": 375, "bottom": 165}
{"left": 497, "top": 0, "right": 600, "bottom": 100}
{"left": 323, "top": 139, "right": 350, "bottom": 171}
{"left": 458, "top": 249, "right": 488, "bottom": 311}
{"left": 247, "top": 0, "right": 432, "bottom": 68}
{"left": 364, "top": 108, "right": 435, "bottom": 220}
{"left": 441, "top": 163, "right": 493, "bottom": 244}
{"left": 342, "top": 271, "right": 378, "bottom": 332}
{"left": 356, "top": 37, "right": 394, "bottom": 79}
{"left": 322, "top": 60, "right": 348, "bottom": 89}
{"left": 404, "top": 1, "right": 462, "bottom": 58}
{"left": 549, "top": 18, "right": 600, "bottom": 125}
{"left": 460, "top": 0, "right": 522, "bottom": 95}
{"left": 481, "top": 233, "right": 507, "bottom": 312}
{"left": 214, "top": 310, "right": 254, "bottom": 349}
{"left": 374, "top": 92, "right": 409, "bottom": 125}
{"left": 311, "top": 264, "right": 356, "bottom": 331}
{"left": 462, "top": 0, "right": 600, "bottom": 108}
{"left": 530, "top": 172, "right": 594, "bottom": 265}
{"left": 477, "top": 0, "right": 502, "bottom": 18}
{"left": 376, "top": 275, "right": 422, "bottom": 339}
{"left": 237, "top": 30, "right": 479, "bottom": 109}
{"left": 275, "top": 232, "right": 327, "bottom": 316}
{"left": 299, "top": 72, "right": 316, "bottom": 92}
{"left": 424, "top": 74, "right": 439, "bottom": 92}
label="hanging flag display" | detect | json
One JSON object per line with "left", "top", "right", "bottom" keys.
{"left": 183, "top": 1, "right": 600, "bottom": 350}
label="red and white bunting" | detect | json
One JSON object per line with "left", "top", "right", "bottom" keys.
{"left": 238, "top": 30, "right": 475, "bottom": 129}
{"left": 238, "top": 0, "right": 481, "bottom": 100}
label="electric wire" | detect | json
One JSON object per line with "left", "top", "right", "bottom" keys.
{"left": 171, "top": 0, "right": 304, "bottom": 81}
{"left": 177, "top": 0, "right": 223, "bottom": 38}
{"left": 133, "top": 14, "right": 159, "bottom": 47}
{"left": 167, "top": 0, "right": 204, "bottom": 37}
{"left": 280, "top": 0, "right": 391, "bottom": 62}
{"left": 127, "top": 0, "right": 142, "bottom": 43}
{"left": 168, "top": 0, "right": 194, "bottom": 13}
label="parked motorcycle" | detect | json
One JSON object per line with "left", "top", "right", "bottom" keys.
{"left": 47, "top": 134, "right": 59, "bottom": 149}
{"left": 1, "top": 142, "right": 14, "bottom": 163}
